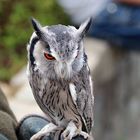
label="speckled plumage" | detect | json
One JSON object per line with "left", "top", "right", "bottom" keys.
{"left": 27, "top": 18, "right": 94, "bottom": 140}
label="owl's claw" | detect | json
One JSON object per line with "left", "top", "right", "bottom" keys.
{"left": 79, "top": 131, "right": 90, "bottom": 139}
{"left": 30, "top": 133, "right": 45, "bottom": 140}
{"left": 61, "top": 121, "right": 77, "bottom": 140}
{"left": 62, "top": 129, "right": 90, "bottom": 140}
{"left": 61, "top": 121, "right": 90, "bottom": 140}
{"left": 30, "top": 123, "right": 58, "bottom": 140}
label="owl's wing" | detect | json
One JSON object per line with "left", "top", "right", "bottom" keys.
{"left": 73, "top": 64, "right": 94, "bottom": 133}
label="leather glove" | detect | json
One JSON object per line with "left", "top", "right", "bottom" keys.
{"left": 17, "top": 115, "right": 86, "bottom": 140}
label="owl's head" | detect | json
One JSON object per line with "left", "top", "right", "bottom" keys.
{"left": 28, "top": 18, "right": 91, "bottom": 80}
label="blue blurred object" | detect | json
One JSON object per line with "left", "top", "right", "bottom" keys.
{"left": 88, "top": 2, "right": 140, "bottom": 50}
{"left": 0, "top": 134, "right": 8, "bottom": 140}
{"left": 17, "top": 115, "right": 52, "bottom": 140}
{"left": 58, "top": 0, "right": 110, "bottom": 24}
{"left": 0, "top": 134, "right": 9, "bottom": 140}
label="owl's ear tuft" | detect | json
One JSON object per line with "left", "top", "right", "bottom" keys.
{"left": 31, "top": 17, "right": 43, "bottom": 38}
{"left": 77, "top": 18, "right": 92, "bottom": 40}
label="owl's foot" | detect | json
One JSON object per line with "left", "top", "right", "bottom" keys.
{"left": 30, "top": 123, "right": 58, "bottom": 140}
{"left": 61, "top": 121, "right": 90, "bottom": 140}
{"left": 78, "top": 131, "right": 90, "bottom": 140}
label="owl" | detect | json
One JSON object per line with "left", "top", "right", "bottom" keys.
{"left": 27, "top": 18, "right": 94, "bottom": 140}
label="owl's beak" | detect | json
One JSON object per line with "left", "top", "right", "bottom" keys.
{"left": 60, "top": 68, "right": 65, "bottom": 78}
{"left": 55, "top": 62, "right": 72, "bottom": 79}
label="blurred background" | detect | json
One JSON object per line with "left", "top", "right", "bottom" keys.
{"left": 0, "top": 0, "right": 140, "bottom": 140}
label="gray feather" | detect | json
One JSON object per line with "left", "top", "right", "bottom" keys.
{"left": 72, "top": 64, "right": 94, "bottom": 133}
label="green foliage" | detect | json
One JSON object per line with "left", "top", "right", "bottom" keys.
{"left": 0, "top": 0, "right": 70, "bottom": 81}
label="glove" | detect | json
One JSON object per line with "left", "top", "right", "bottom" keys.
{"left": 17, "top": 115, "right": 86, "bottom": 140}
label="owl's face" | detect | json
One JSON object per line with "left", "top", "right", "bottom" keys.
{"left": 28, "top": 18, "right": 91, "bottom": 80}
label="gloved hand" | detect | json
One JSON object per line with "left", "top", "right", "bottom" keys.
{"left": 17, "top": 115, "right": 86, "bottom": 140}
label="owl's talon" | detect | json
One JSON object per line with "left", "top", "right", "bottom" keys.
{"left": 30, "top": 123, "right": 58, "bottom": 140}
{"left": 62, "top": 129, "right": 70, "bottom": 139}
{"left": 62, "top": 130, "right": 90, "bottom": 140}
{"left": 79, "top": 131, "right": 90, "bottom": 139}
{"left": 30, "top": 133, "right": 50, "bottom": 140}
{"left": 61, "top": 121, "right": 79, "bottom": 140}
{"left": 30, "top": 133, "right": 43, "bottom": 140}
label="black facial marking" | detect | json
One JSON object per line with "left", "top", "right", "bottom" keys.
{"left": 84, "top": 53, "right": 87, "bottom": 62}
{"left": 29, "top": 37, "right": 39, "bottom": 67}
{"left": 43, "top": 42, "right": 51, "bottom": 53}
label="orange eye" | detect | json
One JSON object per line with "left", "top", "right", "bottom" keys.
{"left": 44, "top": 52, "right": 55, "bottom": 60}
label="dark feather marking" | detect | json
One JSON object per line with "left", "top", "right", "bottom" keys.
{"left": 59, "top": 114, "right": 64, "bottom": 121}
{"left": 29, "top": 37, "right": 39, "bottom": 67}
{"left": 47, "top": 104, "right": 55, "bottom": 116}
{"left": 51, "top": 94, "right": 55, "bottom": 107}
{"left": 42, "top": 89, "right": 46, "bottom": 99}
{"left": 45, "top": 93, "right": 52, "bottom": 105}
{"left": 58, "top": 108, "right": 62, "bottom": 117}
{"left": 62, "top": 104, "right": 66, "bottom": 111}
{"left": 59, "top": 109, "right": 63, "bottom": 116}
{"left": 56, "top": 95, "right": 59, "bottom": 104}
{"left": 63, "top": 104, "right": 68, "bottom": 111}
{"left": 84, "top": 53, "right": 87, "bottom": 62}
